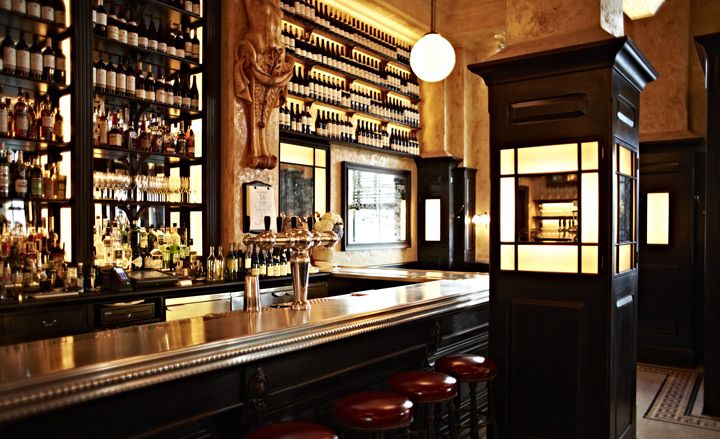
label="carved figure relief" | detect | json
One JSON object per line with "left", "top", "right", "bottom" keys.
{"left": 235, "top": 0, "right": 294, "bottom": 170}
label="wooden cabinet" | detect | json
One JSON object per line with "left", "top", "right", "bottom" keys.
{"left": 1, "top": 306, "right": 90, "bottom": 343}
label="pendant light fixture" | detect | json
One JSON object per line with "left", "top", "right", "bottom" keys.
{"left": 410, "top": 0, "right": 456, "bottom": 82}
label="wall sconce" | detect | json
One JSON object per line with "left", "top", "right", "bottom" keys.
{"left": 472, "top": 212, "right": 490, "bottom": 227}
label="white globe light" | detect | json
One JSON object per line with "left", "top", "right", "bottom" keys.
{"left": 410, "top": 32, "right": 456, "bottom": 82}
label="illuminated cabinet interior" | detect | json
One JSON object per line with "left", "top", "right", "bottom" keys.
{"left": 471, "top": 37, "right": 657, "bottom": 439}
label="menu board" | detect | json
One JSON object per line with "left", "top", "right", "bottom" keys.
{"left": 244, "top": 182, "right": 276, "bottom": 232}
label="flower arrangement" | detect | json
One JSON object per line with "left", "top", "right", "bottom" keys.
{"left": 312, "top": 212, "right": 344, "bottom": 265}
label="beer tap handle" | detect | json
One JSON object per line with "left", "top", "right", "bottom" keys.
{"left": 264, "top": 216, "right": 271, "bottom": 232}
{"left": 276, "top": 216, "right": 283, "bottom": 233}
{"left": 307, "top": 216, "right": 314, "bottom": 231}
{"left": 243, "top": 215, "right": 251, "bottom": 233}
{"left": 291, "top": 216, "right": 298, "bottom": 229}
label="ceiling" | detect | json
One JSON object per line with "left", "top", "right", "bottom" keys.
{"left": 330, "top": 0, "right": 507, "bottom": 56}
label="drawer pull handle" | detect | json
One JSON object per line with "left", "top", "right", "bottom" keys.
{"left": 127, "top": 313, "right": 133, "bottom": 318}
{"left": 42, "top": 319, "right": 57, "bottom": 328}
{"left": 271, "top": 291, "right": 290, "bottom": 297}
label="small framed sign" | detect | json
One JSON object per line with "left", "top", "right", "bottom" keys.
{"left": 243, "top": 181, "right": 276, "bottom": 232}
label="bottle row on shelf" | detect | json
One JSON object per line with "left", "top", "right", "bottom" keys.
{"left": 93, "top": 0, "right": 201, "bottom": 62}
{"left": 0, "top": 220, "right": 70, "bottom": 300}
{"left": 2, "top": 28, "right": 67, "bottom": 85}
{"left": 0, "top": 0, "right": 66, "bottom": 26}
{"left": 288, "top": 67, "right": 420, "bottom": 128}
{"left": 93, "top": 58, "right": 199, "bottom": 110}
{"left": 93, "top": 217, "right": 196, "bottom": 273}
{"left": 281, "top": 103, "right": 420, "bottom": 156}
{"left": 282, "top": 28, "right": 419, "bottom": 98}
{"left": 0, "top": 86, "right": 65, "bottom": 143}
{"left": 0, "top": 145, "right": 67, "bottom": 201}
{"left": 279, "top": 0, "right": 411, "bottom": 64}
{"left": 93, "top": 106, "right": 196, "bottom": 158}
{"left": 207, "top": 242, "right": 292, "bottom": 282}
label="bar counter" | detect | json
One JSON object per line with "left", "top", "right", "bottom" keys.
{"left": 0, "top": 270, "right": 489, "bottom": 437}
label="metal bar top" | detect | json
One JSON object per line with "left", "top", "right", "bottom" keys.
{"left": 0, "top": 275, "right": 489, "bottom": 422}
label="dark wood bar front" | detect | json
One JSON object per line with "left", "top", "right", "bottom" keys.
{"left": 0, "top": 272, "right": 488, "bottom": 438}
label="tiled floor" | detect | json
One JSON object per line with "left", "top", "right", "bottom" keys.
{"left": 637, "top": 365, "right": 720, "bottom": 439}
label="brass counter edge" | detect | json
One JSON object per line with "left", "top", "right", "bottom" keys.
{"left": 0, "top": 286, "right": 488, "bottom": 423}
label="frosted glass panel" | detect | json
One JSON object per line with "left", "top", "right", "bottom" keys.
{"left": 619, "top": 145, "right": 634, "bottom": 176}
{"left": 280, "top": 143, "right": 315, "bottom": 166}
{"left": 500, "top": 149, "right": 515, "bottom": 175}
{"left": 501, "top": 245, "right": 515, "bottom": 270}
{"left": 315, "top": 149, "right": 327, "bottom": 167}
{"left": 581, "top": 173, "right": 599, "bottom": 243}
{"left": 581, "top": 142, "right": 599, "bottom": 170}
{"left": 517, "top": 143, "right": 577, "bottom": 174}
{"left": 647, "top": 192, "right": 670, "bottom": 245}
{"left": 60, "top": 207, "right": 71, "bottom": 262}
{"left": 315, "top": 168, "right": 327, "bottom": 214}
{"left": 581, "top": 246, "right": 598, "bottom": 274}
{"left": 518, "top": 245, "right": 578, "bottom": 273}
{"left": 617, "top": 244, "right": 633, "bottom": 273}
{"left": 425, "top": 199, "right": 441, "bottom": 242}
{"left": 190, "top": 211, "right": 203, "bottom": 254}
{"left": 500, "top": 177, "right": 515, "bottom": 242}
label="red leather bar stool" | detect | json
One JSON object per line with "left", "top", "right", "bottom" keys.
{"left": 435, "top": 354, "right": 497, "bottom": 439}
{"left": 334, "top": 391, "right": 414, "bottom": 438}
{"left": 388, "top": 371, "right": 458, "bottom": 439}
{"left": 245, "top": 421, "right": 338, "bottom": 439}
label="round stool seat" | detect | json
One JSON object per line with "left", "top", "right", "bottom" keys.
{"left": 389, "top": 371, "right": 458, "bottom": 403}
{"left": 335, "top": 391, "right": 414, "bottom": 431}
{"left": 436, "top": 354, "right": 496, "bottom": 382}
{"left": 246, "top": 421, "right": 337, "bottom": 439}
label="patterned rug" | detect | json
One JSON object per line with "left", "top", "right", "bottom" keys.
{"left": 639, "top": 363, "right": 720, "bottom": 432}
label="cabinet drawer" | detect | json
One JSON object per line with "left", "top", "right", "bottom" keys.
{"left": 98, "top": 302, "right": 157, "bottom": 327}
{"left": 3, "top": 307, "right": 90, "bottom": 338}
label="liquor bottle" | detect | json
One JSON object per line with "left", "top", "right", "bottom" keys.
{"left": 53, "top": 104, "right": 63, "bottom": 141}
{"left": 29, "top": 35, "right": 42, "bottom": 80}
{"left": 96, "top": 108, "right": 108, "bottom": 145}
{"left": 225, "top": 243, "right": 236, "bottom": 281}
{"left": 15, "top": 33, "right": 29, "bottom": 77}
{"left": 185, "top": 122, "right": 195, "bottom": 157}
{"left": 26, "top": 92, "right": 36, "bottom": 139}
{"left": 206, "top": 245, "right": 215, "bottom": 281}
{"left": 13, "top": 90, "right": 28, "bottom": 137}
{"left": 29, "top": 156, "right": 42, "bottom": 199}
{"left": 42, "top": 39, "right": 55, "bottom": 82}
{"left": 53, "top": 0, "right": 65, "bottom": 25}
{"left": 0, "top": 87, "right": 7, "bottom": 136}
{"left": 52, "top": 162, "right": 65, "bottom": 199}
{"left": 2, "top": 29, "right": 15, "bottom": 75}
{"left": 95, "top": 0, "right": 107, "bottom": 37}
{"left": 173, "top": 122, "right": 184, "bottom": 155}
{"left": 108, "top": 111, "right": 122, "bottom": 147}
{"left": 251, "top": 244, "right": 260, "bottom": 276}
{"left": 137, "top": 116, "right": 150, "bottom": 151}
{"left": 0, "top": 146, "right": 8, "bottom": 197}
{"left": 39, "top": 96, "right": 53, "bottom": 140}
{"left": 26, "top": 0, "right": 40, "bottom": 18}
{"left": 214, "top": 245, "right": 224, "bottom": 281}
{"left": 12, "top": 150, "right": 27, "bottom": 200}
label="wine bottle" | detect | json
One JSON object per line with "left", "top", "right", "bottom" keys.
{"left": 106, "top": 3, "right": 119, "bottom": 41}
{"left": 191, "top": 28, "right": 200, "bottom": 61}
{"left": 39, "top": 96, "right": 53, "bottom": 140}
{"left": 15, "top": 33, "right": 29, "bottom": 77}
{"left": 147, "top": 17, "right": 158, "bottom": 51}
{"left": 42, "top": 39, "right": 55, "bottom": 82}
{"left": 0, "top": 147, "right": 8, "bottom": 197}
{"left": 94, "top": 56, "right": 106, "bottom": 92}
{"left": 12, "top": 150, "right": 28, "bottom": 200}
{"left": 190, "top": 75, "right": 199, "bottom": 109}
{"left": 157, "top": 21, "right": 167, "bottom": 54}
{"left": 29, "top": 34, "right": 42, "bottom": 79}
{"left": 116, "top": 57, "right": 126, "bottom": 95}
{"left": 137, "top": 15, "right": 148, "bottom": 48}
{"left": 172, "top": 75, "right": 182, "bottom": 107}
{"left": 181, "top": 74, "right": 190, "bottom": 108}
{"left": 143, "top": 65, "right": 155, "bottom": 101}
{"left": 53, "top": 41, "right": 65, "bottom": 84}
{"left": 105, "top": 56, "right": 116, "bottom": 93}
{"left": 2, "top": 28, "right": 15, "bottom": 75}
{"left": 0, "top": 87, "right": 7, "bottom": 136}
{"left": 29, "top": 156, "right": 42, "bottom": 199}
{"left": 27, "top": 0, "right": 40, "bottom": 18}
{"left": 126, "top": 8, "right": 138, "bottom": 46}
{"left": 174, "top": 24, "right": 185, "bottom": 58}
{"left": 53, "top": 0, "right": 65, "bottom": 25}
{"left": 134, "top": 62, "right": 144, "bottom": 99}
{"left": 95, "top": 0, "right": 107, "bottom": 37}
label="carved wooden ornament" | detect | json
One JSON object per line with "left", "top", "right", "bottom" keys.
{"left": 235, "top": 0, "right": 294, "bottom": 170}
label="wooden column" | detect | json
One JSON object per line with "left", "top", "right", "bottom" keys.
{"left": 696, "top": 32, "right": 720, "bottom": 416}
{"left": 471, "top": 37, "right": 656, "bottom": 438}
